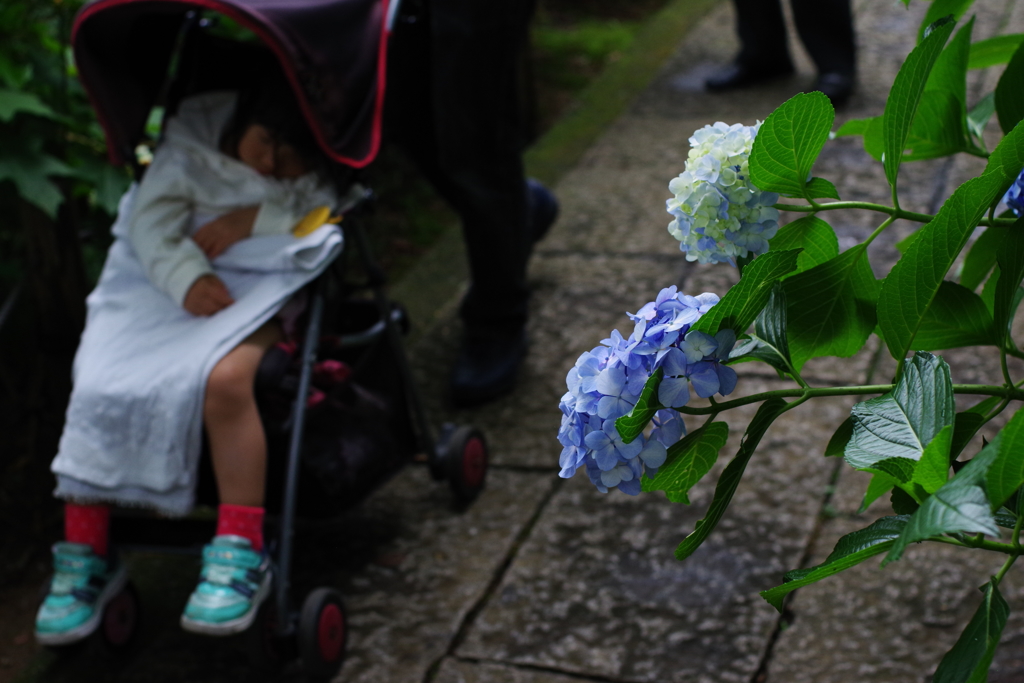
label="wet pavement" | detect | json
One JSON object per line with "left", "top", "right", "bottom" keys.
{"left": 5, "top": 0, "right": 1024, "bottom": 681}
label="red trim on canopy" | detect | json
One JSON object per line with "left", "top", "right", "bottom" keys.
{"left": 72, "top": 0, "right": 389, "bottom": 168}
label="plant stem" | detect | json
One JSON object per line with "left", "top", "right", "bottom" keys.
{"left": 776, "top": 201, "right": 1016, "bottom": 227}
{"left": 673, "top": 383, "right": 1024, "bottom": 416}
{"left": 931, "top": 536, "right": 1016, "bottom": 554}
{"left": 992, "top": 513, "right": 1024, "bottom": 585}
{"left": 1001, "top": 347, "right": 1013, "bottom": 388}
{"left": 994, "top": 553, "right": 1018, "bottom": 584}
{"left": 864, "top": 214, "right": 896, "bottom": 248}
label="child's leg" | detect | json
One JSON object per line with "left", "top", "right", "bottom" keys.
{"left": 64, "top": 502, "right": 110, "bottom": 556}
{"left": 36, "top": 502, "right": 125, "bottom": 644}
{"left": 181, "top": 322, "right": 279, "bottom": 636}
{"left": 204, "top": 321, "right": 282, "bottom": 508}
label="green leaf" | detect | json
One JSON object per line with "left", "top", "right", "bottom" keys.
{"left": 969, "top": 34, "right": 1024, "bottom": 69}
{"left": 932, "top": 579, "right": 1009, "bottom": 683}
{"left": 995, "top": 506, "right": 1018, "bottom": 529}
{"left": 951, "top": 396, "right": 1002, "bottom": 460}
{"left": 877, "top": 173, "right": 1003, "bottom": 360}
{"left": 885, "top": 440, "right": 1000, "bottom": 564}
{"left": 960, "top": 225, "right": 1002, "bottom": 291}
{"left": 769, "top": 216, "right": 839, "bottom": 274}
{"left": 981, "top": 264, "right": 1000, "bottom": 315}
{"left": 995, "top": 39, "right": 1024, "bottom": 134}
{"left": 0, "top": 55, "right": 32, "bottom": 89}
{"left": 642, "top": 422, "right": 730, "bottom": 503}
{"left": 983, "top": 118, "right": 1024, "bottom": 208}
{"left": 860, "top": 472, "right": 900, "bottom": 513}
{"left": 863, "top": 116, "right": 885, "bottom": 161}
{"left": 825, "top": 416, "right": 854, "bottom": 457}
{"left": 675, "top": 398, "right": 787, "bottom": 560}
{"left": 73, "top": 157, "right": 131, "bottom": 216}
{"left": 912, "top": 424, "right": 954, "bottom": 495}
{"left": 727, "top": 337, "right": 791, "bottom": 375}
{"left": 0, "top": 87, "right": 58, "bottom": 122}
{"left": 753, "top": 282, "right": 791, "bottom": 365}
{"left": 917, "top": 0, "right": 974, "bottom": 44}
{"left": 804, "top": 177, "right": 840, "bottom": 200}
{"left": 835, "top": 118, "right": 873, "bottom": 137}
{"left": 966, "top": 92, "right": 996, "bottom": 143}
{"left": 691, "top": 250, "right": 801, "bottom": 337}
{"left": 759, "top": 516, "right": 909, "bottom": 612}
{"left": 883, "top": 16, "right": 956, "bottom": 188}
{"left": 903, "top": 90, "right": 970, "bottom": 160}
{"left": 913, "top": 281, "right": 995, "bottom": 350}
{"left": 0, "top": 138, "right": 75, "bottom": 218}
{"left": 896, "top": 229, "right": 924, "bottom": 254}
{"left": 748, "top": 92, "right": 835, "bottom": 199}
{"left": 902, "top": 18, "right": 974, "bottom": 161}
{"left": 615, "top": 370, "right": 662, "bottom": 445}
{"left": 993, "top": 216, "right": 1024, "bottom": 347}
{"left": 868, "top": 456, "right": 918, "bottom": 484}
{"left": 985, "top": 407, "right": 1024, "bottom": 510}
{"left": 845, "top": 352, "right": 955, "bottom": 470}
{"left": 928, "top": 16, "right": 971, "bottom": 108}
{"left": 836, "top": 116, "right": 886, "bottom": 160}
{"left": 891, "top": 486, "right": 921, "bottom": 515}
{"left": 783, "top": 245, "right": 878, "bottom": 370}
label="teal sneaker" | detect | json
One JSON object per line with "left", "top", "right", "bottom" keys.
{"left": 180, "top": 535, "right": 271, "bottom": 636}
{"left": 35, "top": 542, "right": 127, "bottom": 646}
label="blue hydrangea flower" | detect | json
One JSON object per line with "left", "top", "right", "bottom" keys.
{"left": 557, "top": 286, "right": 738, "bottom": 494}
{"left": 666, "top": 122, "right": 780, "bottom": 264}
{"left": 1004, "top": 167, "right": 1024, "bottom": 216}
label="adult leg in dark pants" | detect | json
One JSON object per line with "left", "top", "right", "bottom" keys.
{"left": 385, "top": 0, "right": 557, "bottom": 407}
{"left": 706, "top": 0, "right": 856, "bottom": 106}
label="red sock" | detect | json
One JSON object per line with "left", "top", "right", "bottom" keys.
{"left": 216, "top": 504, "right": 265, "bottom": 552}
{"left": 64, "top": 503, "right": 111, "bottom": 557}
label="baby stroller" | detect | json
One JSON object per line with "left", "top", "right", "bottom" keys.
{"left": 67, "top": 0, "right": 488, "bottom": 677}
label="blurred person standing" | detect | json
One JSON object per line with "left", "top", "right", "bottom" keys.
{"left": 705, "top": 0, "right": 856, "bottom": 106}
{"left": 385, "top": 0, "right": 558, "bottom": 407}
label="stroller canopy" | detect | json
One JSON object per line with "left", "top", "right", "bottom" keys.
{"left": 73, "top": 0, "right": 391, "bottom": 168}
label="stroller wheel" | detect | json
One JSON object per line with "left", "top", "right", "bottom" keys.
{"left": 98, "top": 580, "right": 141, "bottom": 650}
{"left": 445, "top": 425, "right": 488, "bottom": 504}
{"left": 298, "top": 588, "right": 347, "bottom": 680}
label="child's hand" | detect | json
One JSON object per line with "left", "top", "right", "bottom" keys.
{"left": 183, "top": 274, "right": 235, "bottom": 316}
{"left": 193, "top": 206, "right": 259, "bottom": 259}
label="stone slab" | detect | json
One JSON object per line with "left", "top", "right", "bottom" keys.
{"left": 456, "top": 379, "right": 843, "bottom": 683}
{"left": 766, "top": 512, "right": 1012, "bottom": 683}
{"left": 434, "top": 659, "right": 590, "bottom": 683}
{"left": 328, "top": 467, "right": 557, "bottom": 683}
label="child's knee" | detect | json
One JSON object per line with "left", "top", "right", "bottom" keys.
{"left": 205, "top": 357, "right": 255, "bottom": 416}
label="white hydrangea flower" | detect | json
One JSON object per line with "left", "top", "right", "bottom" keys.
{"left": 666, "top": 121, "right": 780, "bottom": 265}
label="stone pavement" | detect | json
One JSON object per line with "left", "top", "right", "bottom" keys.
{"left": 6, "top": 1, "right": 1024, "bottom": 682}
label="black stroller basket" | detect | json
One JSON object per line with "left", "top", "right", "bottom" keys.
{"left": 68, "top": 0, "right": 489, "bottom": 676}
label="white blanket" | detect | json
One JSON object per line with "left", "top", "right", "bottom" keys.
{"left": 52, "top": 188, "right": 343, "bottom": 515}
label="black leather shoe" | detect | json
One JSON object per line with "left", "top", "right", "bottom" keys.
{"left": 527, "top": 178, "right": 558, "bottom": 245}
{"left": 450, "top": 327, "right": 528, "bottom": 408}
{"left": 810, "top": 72, "right": 854, "bottom": 108}
{"left": 705, "top": 61, "right": 794, "bottom": 92}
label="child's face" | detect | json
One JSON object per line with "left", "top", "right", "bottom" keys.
{"left": 236, "top": 123, "right": 308, "bottom": 180}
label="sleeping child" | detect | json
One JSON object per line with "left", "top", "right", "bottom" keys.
{"left": 36, "top": 75, "right": 355, "bottom": 643}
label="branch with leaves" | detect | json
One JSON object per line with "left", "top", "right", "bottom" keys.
{"left": 557, "top": 3, "right": 1024, "bottom": 680}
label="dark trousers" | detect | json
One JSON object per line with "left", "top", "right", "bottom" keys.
{"left": 734, "top": 0, "right": 856, "bottom": 76}
{"left": 384, "top": 0, "right": 536, "bottom": 334}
